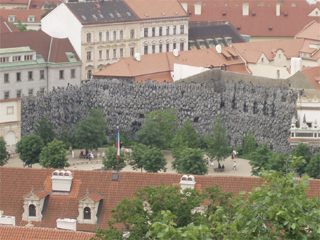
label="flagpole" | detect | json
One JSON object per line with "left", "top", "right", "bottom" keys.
{"left": 117, "top": 126, "right": 119, "bottom": 172}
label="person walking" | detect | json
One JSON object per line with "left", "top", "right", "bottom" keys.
{"left": 233, "top": 161, "right": 237, "bottom": 171}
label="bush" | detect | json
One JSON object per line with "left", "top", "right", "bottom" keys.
{"left": 235, "top": 146, "right": 243, "bottom": 156}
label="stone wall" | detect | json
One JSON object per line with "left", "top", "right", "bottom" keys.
{"left": 21, "top": 69, "right": 299, "bottom": 153}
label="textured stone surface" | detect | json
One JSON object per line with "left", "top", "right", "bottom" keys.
{"left": 22, "top": 70, "right": 300, "bottom": 153}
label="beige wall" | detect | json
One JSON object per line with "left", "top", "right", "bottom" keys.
{"left": 81, "top": 22, "right": 140, "bottom": 81}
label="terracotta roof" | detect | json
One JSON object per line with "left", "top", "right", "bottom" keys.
{"left": 87, "top": 191, "right": 103, "bottom": 202}
{"left": 0, "top": 226, "right": 95, "bottom": 240}
{"left": 184, "top": 0, "right": 320, "bottom": 37}
{"left": 301, "top": 66, "right": 320, "bottom": 91}
{"left": 0, "top": 9, "right": 46, "bottom": 23}
{"left": 94, "top": 48, "right": 247, "bottom": 81}
{"left": 124, "top": 0, "right": 188, "bottom": 19}
{"left": 0, "top": 30, "right": 80, "bottom": 63}
{"left": 66, "top": 1, "right": 138, "bottom": 25}
{"left": 295, "top": 20, "right": 320, "bottom": 41}
{"left": 0, "top": 0, "right": 28, "bottom": 5}
{"left": 135, "top": 72, "right": 174, "bottom": 83}
{"left": 1, "top": 167, "right": 319, "bottom": 232}
{"left": 33, "top": 189, "right": 49, "bottom": 199}
{"left": 0, "top": 16, "right": 19, "bottom": 33}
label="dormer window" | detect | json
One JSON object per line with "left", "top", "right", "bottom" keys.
{"left": 8, "top": 15, "right": 15, "bottom": 22}
{"left": 29, "top": 204, "right": 36, "bottom": 217}
{"left": 28, "top": 15, "right": 35, "bottom": 22}
{"left": 22, "top": 188, "right": 49, "bottom": 222}
{"left": 77, "top": 190, "right": 103, "bottom": 224}
{"left": 84, "top": 207, "right": 91, "bottom": 219}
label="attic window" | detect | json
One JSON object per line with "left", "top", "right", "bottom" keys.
{"left": 284, "top": 12, "right": 288, "bottom": 16}
{"left": 112, "top": 173, "right": 119, "bottom": 181}
{"left": 116, "top": 13, "right": 121, "bottom": 17}
{"left": 109, "top": 13, "right": 114, "bottom": 18}
{"left": 84, "top": 207, "right": 91, "bottom": 220}
{"left": 252, "top": 11, "right": 256, "bottom": 16}
{"left": 81, "top": 15, "right": 86, "bottom": 20}
{"left": 222, "top": 11, "right": 226, "bottom": 16}
{"left": 126, "top": 12, "right": 131, "bottom": 16}
{"left": 92, "top": 14, "right": 97, "bottom": 19}
{"left": 269, "top": 26, "right": 273, "bottom": 30}
{"left": 29, "top": 204, "right": 36, "bottom": 217}
{"left": 292, "top": 3, "right": 296, "bottom": 6}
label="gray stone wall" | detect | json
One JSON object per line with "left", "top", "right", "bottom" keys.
{"left": 21, "top": 70, "right": 299, "bottom": 153}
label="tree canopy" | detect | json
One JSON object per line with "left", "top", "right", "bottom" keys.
{"left": 16, "top": 134, "right": 44, "bottom": 166}
{"left": 72, "top": 109, "right": 108, "bottom": 151}
{"left": 243, "top": 131, "right": 257, "bottom": 154}
{"left": 0, "top": 137, "right": 8, "bottom": 166}
{"left": 291, "top": 143, "right": 311, "bottom": 176}
{"left": 305, "top": 153, "right": 320, "bottom": 179}
{"left": 140, "top": 147, "right": 167, "bottom": 173}
{"left": 34, "top": 116, "right": 55, "bottom": 146}
{"left": 39, "top": 138, "right": 69, "bottom": 168}
{"left": 135, "top": 121, "right": 165, "bottom": 149}
{"left": 102, "top": 147, "right": 126, "bottom": 171}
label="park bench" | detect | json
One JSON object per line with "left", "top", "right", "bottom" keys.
{"left": 213, "top": 168, "right": 225, "bottom": 172}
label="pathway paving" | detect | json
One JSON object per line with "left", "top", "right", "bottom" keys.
{"left": 4, "top": 149, "right": 253, "bottom": 177}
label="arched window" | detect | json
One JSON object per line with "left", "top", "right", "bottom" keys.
{"left": 87, "top": 70, "right": 92, "bottom": 80}
{"left": 84, "top": 207, "right": 91, "bottom": 219}
{"left": 29, "top": 204, "right": 36, "bottom": 217}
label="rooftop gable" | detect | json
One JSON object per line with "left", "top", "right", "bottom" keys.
{"left": 295, "top": 20, "right": 320, "bottom": 41}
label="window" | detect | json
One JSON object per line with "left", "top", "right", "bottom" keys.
{"left": 99, "top": 32, "right": 102, "bottom": 41}
{"left": 173, "top": 43, "right": 176, "bottom": 50}
{"left": 159, "top": 27, "right": 162, "bottom": 36}
{"left": 28, "top": 15, "right": 35, "bottom": 22}
{"left": 159, "top": 44, "right": 162, "bottom": 53}
{"left": 40, "top": 70, "right": 45, "bottom": 79}
{"left": 28, "top": 71, "right": 33, "bottom": 81}
{"left": 130, "top": 47, "right": 135, "bottom": 57}
{"left": 173, "top": 26, "right": 176, "bottom": 35}
{"left": 4, "top": 91, "right": 9, "bottom": 99}
{"left": 87, "top": 70, "right": 92, "bottom": 80}
{"left": 4, "top": 73, "right": 9, "bottom": 83}
{"left": 120, "top": 48, "right": 124, "bottom": 58}
{"left": 24, "top": 55, "right": 33, "bottom": 61}
{"left": 0, "top": 57, "right": 9, "bottom": 62}
{"left": 180, "top": 25, "right": 184, "bottom": 34}
{"left": 152, "top": 27, "right": 155, "bottom": 37}
{"left": 13, "top": 56, "right": 21, "bottom": 62}
{"left": 16, "top": 90, "right": 21, "bottom": 98}
{"left": 106, "top": 50, "right": 110, "bottom": 60}
{"left": 166, "top": 26, "right": 169, "bottom": 35}
{"left": 29, "top": 204, "right": 36, "bottom": 217}
{"left": 113, "top": 31, "right": 116, "bottom": 40}
{"left": 130, "top": 29, "right": 135, "bottom": 39}
{"left": 28, "top": 89, "right": 33, "bottom": 96}
{"left": 40, "top": 88, "right": 45, "bottom": 96}
{"left": 99, "top": 50, "right": 102, "bottom": 60}
{"left": 16, "top": 72, "right": 21, "bottom": 82}
{"left": 166, "top": 44, "right": 169, "bottom": 52}
{"left": 8, "top": 15, "right": 15, "bottom": 22}
{"left": 113, "top": 49, "right": 117, "bottom": 58}
{"left": 120, "top": 30, "right": 123, "bottom": 40}
{"left": 152, "top": 45, "right": 155, "bottom": 53}
{"left": 87, "top": 33, "right": 91, "bottom": 43}
{"left": 180, "top": 42, "right": 184, "bottom": 51}
{"left": 144, "top": 28, "right": 148, "bottom": 37}
{"left": 277, "top": 70, "right": 280, "bottom": 79}
{"left": 71, "top": 69, "right": 75, "bottom": 78}
{"left": 84, "top": 207, "right": 91, "bottom": 220}
{"left": 87, "top": 51, "right": 92, "bottom": 61}
{"left": 59, "top": 70, "right": 64, "bottom": 79}
{"left": 106, "top": 31, "right": 109, "bottom": 42}
{"left": 144, "top": 45, "right": 148, "bottom": 54}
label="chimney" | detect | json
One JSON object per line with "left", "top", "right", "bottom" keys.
{"left": 134, "top": 53, "right": 141, "bottom": 62}
{"left": 242, "top": 3, "right": 249, "bottom": 16}
{"left": 56, "top": 218, "right": 77, "bottom": 231}
{"left": 216, "top": 44, "right": 222, "bottom": 54}
{"left": 0, "top": 211, "right": 15, "bottom": 226}
{"left": 276, "top": 3, "right": 280, "bottom": 16}
{"left": 194, "top": 2, "right": 201, "bottom": 15}
{"left": 173, "top": 49, "right": 179, "bottom": 57}
{"left": 290, "top": 57, "right": 302, "bottom": 76}
{"left": 51, "top": 170, "right": 73, "bottom": 193}
{"left": 180, "top": 175, "right": 196, "bottom": 192}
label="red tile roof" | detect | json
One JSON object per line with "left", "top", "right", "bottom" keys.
{"left": 1, "top": 167, "right": 319, "bottom": 232}
{"left": 0, "top": 9, "right": 46, "bottom": 23}
{"left": 33, "top": 189, "right": 49, "bottom": 199}
{"left": 0, "top": 226, "right": 95, "bottom": 240}
{"left": 0, "top": 16, "right": 19, "bottom": 33}
{"left": 0, "top": 30, "right": 80, "bottom": 63}
{"left": 301, "top": 66, "right": 320, "bottom": 90}
{"left": 124, "top": 0, "right": 188, "bottom": 19}
{"left": 0, "top": 0, "right": 29, "bottom": 5}
{"left": 87, "top": 191, "right": 103, "bottom": 202}
{"left": 295, "top": 20, "right": 320, "bottom": 41}
{"left": 184, "top": 0, "right": 320, "bottom": 37}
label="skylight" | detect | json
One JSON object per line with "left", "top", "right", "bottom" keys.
{"left": 126, "top": 12, "right": 131, "bottom": 16}
{"left": 92, "top": 14, "right": 97, "bottom": 19}
{"left": 81, "top": 15, "right": 86, "bottom": 20}
{"left": 109, "top": 13, "right": 114, "bottom": 18}
{"left": 99, "top": 14, "right": 104, "bottom": 18}
{"left": 116, "top": 13, "right": 121, "bottom": 17}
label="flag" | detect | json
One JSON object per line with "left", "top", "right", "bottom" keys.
{"left": 116, "top": 130, "right": 120, "bottom": 159}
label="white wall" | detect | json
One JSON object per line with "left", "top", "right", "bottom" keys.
{"left": 172, "top": 63, "right": 210, "bottom": 81}
{"left": 248, "top": 63, "right": 290, "bottom": 79}
{"left": 41, "top": 3, "right": 82, "bottom": 57}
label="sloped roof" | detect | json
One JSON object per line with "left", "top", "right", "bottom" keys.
{"left": 0, "top": 226, "right": 95, "bottom": 240}
{"left": 28, "top": 0, "right": 60, "bottom": 9}
{"left": 0, "top": 16, "right": 19, "bottom": 33}
{"left": 0, "top": 30, "right": 80, "bottom": 63}
{"left": 0, "top": 9, "right": 46, "bottom": 23}
{"left": 301, "top": 66, "right": 320, "bottom": 90}
{"left": 295, "top": 20, "right": 320, "bottom": 41}
{"left": 0, "top": 0, "right": 28, "bottom": 5}
{"left": 184, "top": 0, "right": 320, "bottom": 37}
{"left": 1, "top": 167, "right": 319, "bottom": 232}
{"left": 124, "top": 0, "right": 188, "bottom": 19}
{"left": 66, "top": 1, "right": 138, "bottom": 25}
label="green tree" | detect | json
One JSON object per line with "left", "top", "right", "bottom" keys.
{"left": 39, "top": 138, "right": 69, "bottom": 168}
{"left": 14, "top": 20, "right": 28, "bottom": 31}
{"left": 291, "top": 143, "right": 311, "bottom": 175}
{"left": 249, "top": 144, "right": 272, "bottom": 176}
{"left": 305, "top": 153, "right": 320, "bottom": 179}
{"left": 141, "top": 147, "right": 167, "bottom": 173}
{"left": 34, "top": 116, "right": 55, "bottom": 146}
{"left": 144, "top": 108, "right": 178, "bottom": 149}
{"left": 0, "top": 137, "right": 8, "bottom": 166}
{"left": 135, "top": 121, "right": 165, "bottom": 149}
{"left": 243, "top": 131, "right": 257, "bottom": 154}
{"left": 73, "top": 109, "right": 108, "bottom": 151}
{"left": 229, "top": 171, "right": 320, "bottom": 239}
{"left": 206, "top": 116, "right": 229, "bottom": 164}
{"left": 41, "top": 1, "right": 56, "bottom": 18}
{"left": 172, "top": 148, "right": 207, "bottom": 175}
{"left": 127, "top": 143, "right": 148, "bottom": 172}
{"left": 102, "top": 147, "right": 126, "bottom": 171}
{"left": 16, "top": 134, "right": 44, "bottom": 166}
{"left": 266, "top": 152, "right": 287, "bottom": 173}
{"left": 60, "top": 127, "right": 72, "bottom": 150}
